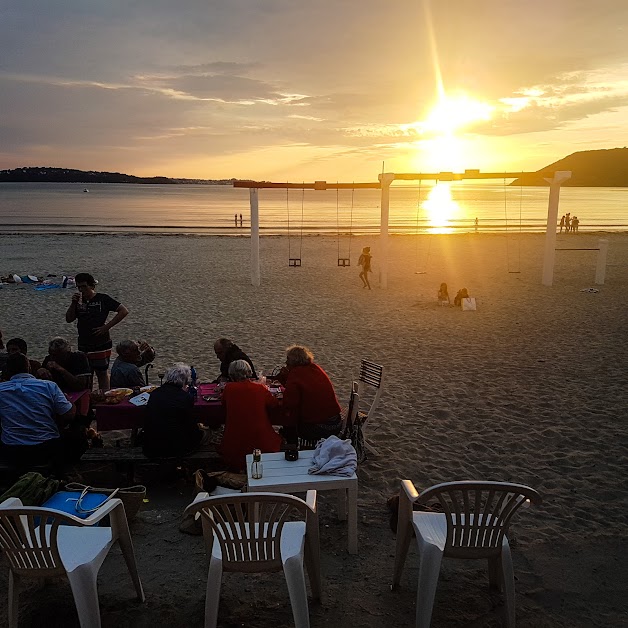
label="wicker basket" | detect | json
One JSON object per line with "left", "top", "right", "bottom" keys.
{"left": 64, "top": 483, "right": 146, "bottom": 520}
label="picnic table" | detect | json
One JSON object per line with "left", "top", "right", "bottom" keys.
{"left": 65, "top": 389, "right": 90, "bottom": 416}
{"left": 94, "top": 383, "right": 287, "bottom": 432}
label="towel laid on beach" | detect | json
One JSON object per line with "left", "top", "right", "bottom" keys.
{"left": 308, "top": 435, "right": 357, "bottom": 477}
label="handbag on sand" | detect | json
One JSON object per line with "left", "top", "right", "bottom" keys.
{"left": 462, "top": 297, "right": 477, "bottom": 311}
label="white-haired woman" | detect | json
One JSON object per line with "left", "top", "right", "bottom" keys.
{"left": 143, "top": 363, "right": 208, "bottom": 458}
{"left": 220, "top": 359, "right": 281, "bottom": 471}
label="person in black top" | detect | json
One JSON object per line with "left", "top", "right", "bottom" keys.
{"left": 65, "top": 272, "right": 128, "bottom": 391}
{"left": 38, "top": 337, "right": 91, "bottom": 392}
{"left": 142, "top": 363, "right": 208, "bottom": 458}
{"left": 213, "top": 338, "right": 257, "bottom": 382}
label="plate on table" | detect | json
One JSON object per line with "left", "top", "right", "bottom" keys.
{"left": 140, "top": 385, "right": 158, "bottom": 393}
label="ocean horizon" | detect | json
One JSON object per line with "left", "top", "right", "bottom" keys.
{"left": 1, "top": 182, "right": 626, "bottom": 235}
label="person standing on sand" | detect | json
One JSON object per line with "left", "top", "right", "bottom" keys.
{"left": 358, "top": 246, "right": 372, "bottom": 289}
{"left": 234, "top": 213, "right": 238, "bottom": 227}
{"left": 239, "top": 213, "right": 243, "bottom": 227}
{"left": 559, "top": 215, "right": 565, "bottom": 233}
{"left": 65, "top": 273, "right": 128, "bottom": 391}
{"left": 565, "top": 213, "right": 571, "bottom": 233}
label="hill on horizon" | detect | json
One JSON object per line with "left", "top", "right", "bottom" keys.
{"left": 511, "top": 147, "right": 628, "bottom": 186}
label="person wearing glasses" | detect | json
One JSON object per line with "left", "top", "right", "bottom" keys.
{"left": 65, "top": 272, "right": 128, "bottom": 391}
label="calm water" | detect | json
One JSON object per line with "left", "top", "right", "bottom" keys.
{"left": 0, "top": 182, "right": 626, "bottom": 234}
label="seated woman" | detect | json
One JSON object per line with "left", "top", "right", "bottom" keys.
{"left": 142, "top": 363, "right": 209, "bottom": 459}
{"left": 437, "top": 283, "right": 450, "bottom": 306}
{"left": 279, "top": 345, "right": 342, "bottom": 443}
{"left": 453, "top": 287, "right": 469, "bottom": 307}
{"left": 220, "top": 360, "right": 281, "bottom": 472}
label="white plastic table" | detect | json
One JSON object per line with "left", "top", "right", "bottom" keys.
{"left": 245, "top": 450, "right": 358, "bottom": 554}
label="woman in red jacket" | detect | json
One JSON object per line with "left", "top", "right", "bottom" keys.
{"left": 279, "top": 345, "right": 342, "bottom": 443}
{"left": 220, "top": 359, "right": 281, "bottom": 471}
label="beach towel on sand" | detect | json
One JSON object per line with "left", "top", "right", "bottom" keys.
{"left": 308, "top": 435, "right": 357, "bottom": 477}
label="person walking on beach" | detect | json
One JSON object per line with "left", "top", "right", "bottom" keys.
{"left": 572, "top": 216, "right": 579, "bottom": 233}
{"left": 239, "top": 213, "right": 243, "bottom": 227}
{"left": 565, "top": 213, "right": 571, "bottom": 233}
{"left": 358, "top": 246, "right": 372, "bottom": 289}
{"left": 65, "top": 272, "right": 128, "bottom": 391}
{"left": 559, "top": 215, "right": 565, "bottom": 233}
{"left": 234, "top": 213, "right": 238, "bottom": 227}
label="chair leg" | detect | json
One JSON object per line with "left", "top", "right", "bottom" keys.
{"left": 391, "top": 521, "right": 412, "bottom": 589}
{"left": 284, "top": 555, "right": 310, "bottom": 628}
{"left": 204, "top": 556, "right": 223, "bottom": 628}
{"left": 304, "top": 537, "right": 322, "bottom": 602}
{"left": 111, "top": 508, "right": 145, "bottom": 601}
{"left": 415, "top": 543, "right": 443, "bottom": 628}
{"left": 8, "top": 571, "right": 19, "bottom": 628}
{"left": 488, "top": 556, "right": 501, "bottom": 591}
{"left": 67, "top": 566, "right": 102, "bottom": 628}
{"left": 500, "top": 543, "right": 516, "bottom": 628}
{"left": 365, "top": 440, "right": 379, "bottom": 456}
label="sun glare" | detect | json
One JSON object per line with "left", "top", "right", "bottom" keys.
{"left": 422, "top": 183, "right": 460, "bottom": 233}
{"left": 423, "top": 95, "right": 493, "bottom": 135}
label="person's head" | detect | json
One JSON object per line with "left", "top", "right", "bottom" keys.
{"left": 116, "top": 339, "right": 141, "bottom": 364}
{"left": 6, "top": 352, "right": 30, "bottom": 377}
{"left": 228, "top": 359, "right": 252, "bottom": 382}
{"left": 163, "top": 363, "right": 191, "bottom": 388}
{"left": 439, "top": 283, "right": 448, "bottom": 293}
{"left": 6, "top": 338, "right": 28, "bottom": 356}
{"left": 285, "top": 345, "right": 314, "bottom": 368}
{"left": 48, "top": 337, "right": 72, "bottom": 361}
{"left": 362, "top": 246, "right": 370, "bottom": 254}
{"left": 214, "top": 338, "right": 233, "bottom": 361}
{"left": 75, "top": 272, "right": 97, "bottom": 297}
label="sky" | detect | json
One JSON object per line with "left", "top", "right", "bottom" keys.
{"left": 1, "top": 1, "right": 627, "bottom": 181}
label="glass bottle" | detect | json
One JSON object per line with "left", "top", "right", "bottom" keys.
{"left": 251, "top": 449, "right": 263, "bottom": 479}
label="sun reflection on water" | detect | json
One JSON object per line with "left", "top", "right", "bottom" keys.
{"left": 422, "top": 183, "right": 460, "bottom": 233}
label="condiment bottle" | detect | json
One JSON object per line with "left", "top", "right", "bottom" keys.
{"left": 251, "top": 449, "right": 263, "bottom": 479}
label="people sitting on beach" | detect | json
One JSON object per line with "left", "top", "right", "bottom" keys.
{"left": 437, "top": 283, "right": 450, "bottom": 306}
{"left": 66, "top": 272, "right": 129, "bottom": 391}
{"left": 453, "top": 288, "right": 470, "bottom": 307}
{"left": 1, "top": 337, "right": 42, "bottom": 381}
{"left": 213, "top": 338, "right": 257, "bottom": 382}
{"left": 277, "top": 345, "right": 342, "bottom": 443}
{"left": 110, "top": 339, "right": 156, "bottom": 389}
{"left": 142, "top": 363, "right": 211, "bottom": 459}
{"left": 0, "top": 352, "right": 80, "bottom": 473}
{"left": 219, "top": 359, "right": 282, "bottom": 472}
{"left": 37, "top": 337, "right": 91, "bottom": 392}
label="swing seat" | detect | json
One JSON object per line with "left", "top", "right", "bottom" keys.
{"left": 337, "top": 258, "right": 351, "bottom": 267}
{"left": 289, "top": 258, "right": 302, "bottom": 267}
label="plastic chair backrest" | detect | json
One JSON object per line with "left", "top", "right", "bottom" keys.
{"left": 418, "top": 481, "right": 542, "bottom": 559}
{"left": 0, "top": 506, "right": 80, "bottom": 576}
{"left": 358, "top": 360, "right": 384, "bottom": 418}
{"left": 192, "top": 493, "right": 311, "bottom": 573}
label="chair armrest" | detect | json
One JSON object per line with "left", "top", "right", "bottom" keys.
{"left": 79, "top": 497, "right": 126, "bottom": 526}
{"left": 400, "top": 480, "right": 419, "bottom": 503}
{"left": 183, "top": 492, "right": 210, "bottom": 517}
{"left": 305, "top": 490, "right": 317, "bottom": 513}
{"left": 0, "top": 497, "right": 24, "bottom": 508}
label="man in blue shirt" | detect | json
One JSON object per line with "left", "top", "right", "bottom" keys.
{"left": 0, "top": 353, "right": 76, "bottom": 473}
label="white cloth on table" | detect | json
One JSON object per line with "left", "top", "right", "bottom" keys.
{"left": 308, "top": 435, "right": 357, "bottom": 477}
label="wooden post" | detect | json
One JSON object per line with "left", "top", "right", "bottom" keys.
{"left": 378, "top": 173, "right": 395, "bottom": 289}
{"left": 542, "top": 171, "right": 572, "bottom": 286}
{"left": 595, "top": 238, "right": 609, "bottom": 285}
{"left": 250, "top": 188, "right": 260, "bottom": 287}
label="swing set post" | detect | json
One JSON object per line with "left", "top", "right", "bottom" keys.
{"left": 378, "top": 173, "right": 395, "bottom": 289}
{"left": 541, "top": 171, "right": 572, "bottom": 286}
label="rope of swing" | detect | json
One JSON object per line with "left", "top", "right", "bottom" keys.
{"left": 299, "top": 185, "right": 304, "bottom": 260}
{"left": 336, "top": 186, "right": 340, "bottom": 260}
{"left": 348, "top": 185, "right": 354, "bottom": 259}
{"left": 287, "top": 185, "right": 291, "bottom": 258}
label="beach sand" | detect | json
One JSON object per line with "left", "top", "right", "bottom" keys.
{"left": 1, "top": 231, "right": 627, "bottom": 627}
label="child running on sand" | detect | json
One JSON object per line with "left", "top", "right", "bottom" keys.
{"left": 358, "top": 246, "right": 372, "bottom": 289}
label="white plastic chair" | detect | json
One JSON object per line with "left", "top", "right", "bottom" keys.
{"left": 0, "top": 497, "right": 145, "bottom": 628}
{"left": 392, "top": 480, "right": 542, "bottom": 628}
{"left": 184, "top": 490, "right": 321, "bottom": 628}
{"left": 357, "top": 359, "right": 384, "bottom": 455}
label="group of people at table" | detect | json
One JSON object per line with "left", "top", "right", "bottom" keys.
{"left": 0, "top": 273, "right": 344, "bottom": 476}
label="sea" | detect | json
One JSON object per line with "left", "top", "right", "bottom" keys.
{"left": 0, "top": 182, "right": 626, "bottom": 235}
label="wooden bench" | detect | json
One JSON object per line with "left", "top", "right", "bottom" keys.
{"left": 80, "top": 447, "right": 220, "bottom": 482}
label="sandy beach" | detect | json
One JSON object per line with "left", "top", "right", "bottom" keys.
{"left": 1, "top": 231, "right": 627, "bottom": 627}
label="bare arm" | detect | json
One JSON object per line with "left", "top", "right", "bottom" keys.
{"left": 46, "top": 361, "right": 90, "bottom": 392}
{"left": 66, "top": 292, "right": 81, "bottom": 322}
{"left": 55, "top": 405, "right": 76, "bottom": 429}
{"left": 92, "top": 304, "right": 129, "bottom": 336}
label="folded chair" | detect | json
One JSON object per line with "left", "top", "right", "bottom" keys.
{"left": 184, "top": 491, "right": 322, "bottom": 628}
{"left": 391, "top": 480, "right": 541, "bottom": 628}
{"left": 357, "top": 359, "right": 384, "bottom": 455}
{"left": 0, "top": 497, "right": 145, "bottom": 628}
